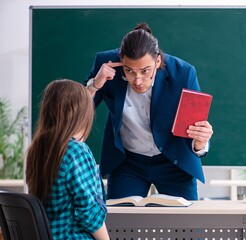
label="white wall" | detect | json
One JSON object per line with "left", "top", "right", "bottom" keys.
{"left": 1, "top": 0, "right": 246, "bottom": 198}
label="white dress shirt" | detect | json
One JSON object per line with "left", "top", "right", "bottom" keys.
{"left": 119, "top": 84, "right": 208, "bottom": 157}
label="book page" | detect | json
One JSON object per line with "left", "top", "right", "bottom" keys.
{"left": 139, "top": 194, "right": 192, "bottom": 207}
{"left": 147, "top": 193, "right": 181, "bottom": 200}
{"left": 106, "top": 194, "right": 192, "bottom": 207}
{"left": 106, "top": 196, "right": 143, "bottom": 206}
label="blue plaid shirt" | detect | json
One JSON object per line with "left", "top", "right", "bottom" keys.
{"left": 45, "top": 138, "right": 107, "bottom": 239}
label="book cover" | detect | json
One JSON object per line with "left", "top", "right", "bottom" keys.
{"left": 106, "top": 193, "right": 192, "bottom": 207}
{"left": 172, "top": 88, "right": 213, "bottom": 138}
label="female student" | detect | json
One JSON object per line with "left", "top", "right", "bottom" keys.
{"left": 85, "top": 23, "right": 213, "bottom": 200}
{"left": 26, "top": 79, "right": 109, "bottom": 240}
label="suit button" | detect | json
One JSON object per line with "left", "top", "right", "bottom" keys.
{"left": 159, "top": 147, "right": 163, "bottom": 151}
{"left": 173, "top": 160, "right": 178, "bottom": 165}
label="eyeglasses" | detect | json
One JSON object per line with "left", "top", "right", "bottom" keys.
{"left": 122, "top": 62, "right": 156, "bottom": 82}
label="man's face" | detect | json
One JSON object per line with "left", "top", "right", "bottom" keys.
{"left": 122, "top": 53, "right": 161, "bottom": 94}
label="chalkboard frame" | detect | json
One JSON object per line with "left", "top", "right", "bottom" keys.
{"left": 29, "top": 6, "right": 246, "bottom": 168}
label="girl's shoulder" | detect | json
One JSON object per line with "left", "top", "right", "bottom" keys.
{"left": 64, "top": 138, "right": 95, "bottom": 166}
{"left": 67, "top": 138, "right": 90, "bottom": 153}
{"left": 58, "top": 139, "right": 97, "bottom": 178}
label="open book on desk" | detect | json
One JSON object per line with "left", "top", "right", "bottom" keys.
{"left": 106, "top": 193, "right": 192, "bottom": 207}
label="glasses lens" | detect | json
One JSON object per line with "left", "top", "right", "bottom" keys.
{"left": 121, "top": 60, "right": 157, "bottom": 82}
{"left": 122, "top": 75, "right": 151, "bottom": 82}
{"left": 123, "top": 69, "right": 155, "bottom": 81}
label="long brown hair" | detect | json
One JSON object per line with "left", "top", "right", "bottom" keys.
{"left": 26, "top": 79, "right": 94, "bottom": 204}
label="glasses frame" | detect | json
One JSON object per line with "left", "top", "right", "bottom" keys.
{"left": 121, "top": 60, "right": 157, "bottom": 82}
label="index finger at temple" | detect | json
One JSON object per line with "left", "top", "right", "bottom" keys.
{"left": 107, "top": 62, "right": 123, "bottom": 68}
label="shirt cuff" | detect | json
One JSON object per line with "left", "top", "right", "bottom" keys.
{"left": 192, "top": 140, "right": 209, "bottom": 157}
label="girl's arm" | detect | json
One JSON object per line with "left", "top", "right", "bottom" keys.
{"left": 92, "top": 222, "right": 110, "bottom": 240}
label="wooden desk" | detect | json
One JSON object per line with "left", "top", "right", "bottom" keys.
{"left": 106, "top": 200, "right": 246, "bottom": 239}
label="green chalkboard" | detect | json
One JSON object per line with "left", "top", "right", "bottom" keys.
{"left": 30, "top": 7, "right": 246, "bottom": 167}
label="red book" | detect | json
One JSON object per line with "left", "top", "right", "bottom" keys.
{"left": 172, "top": 88, "right": 213, "bottom": 138}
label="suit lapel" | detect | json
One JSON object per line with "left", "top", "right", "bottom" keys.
{"left": 113, "top": 68, "right": 169, "bottom": 133}
{"left": 114, "top": 75, "right": 128, "bottom": 134}
{"left": 150, "top": 69, "right": 169, "bottom": 128}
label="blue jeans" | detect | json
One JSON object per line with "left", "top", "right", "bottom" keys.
{"left": 107, "top": 149, "right": 198, "bottom": 200}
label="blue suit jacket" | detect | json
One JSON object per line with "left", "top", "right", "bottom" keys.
{"left": 86, "top": 49, "right": 205, "bottom": 183}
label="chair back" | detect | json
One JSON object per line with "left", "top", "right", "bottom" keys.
{"left": 0, "top": 190, "right": 53, "bottom": 240}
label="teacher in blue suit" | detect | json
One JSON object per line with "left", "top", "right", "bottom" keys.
{"left": 85, "top": 23, "right": 213, "bottom": 200}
